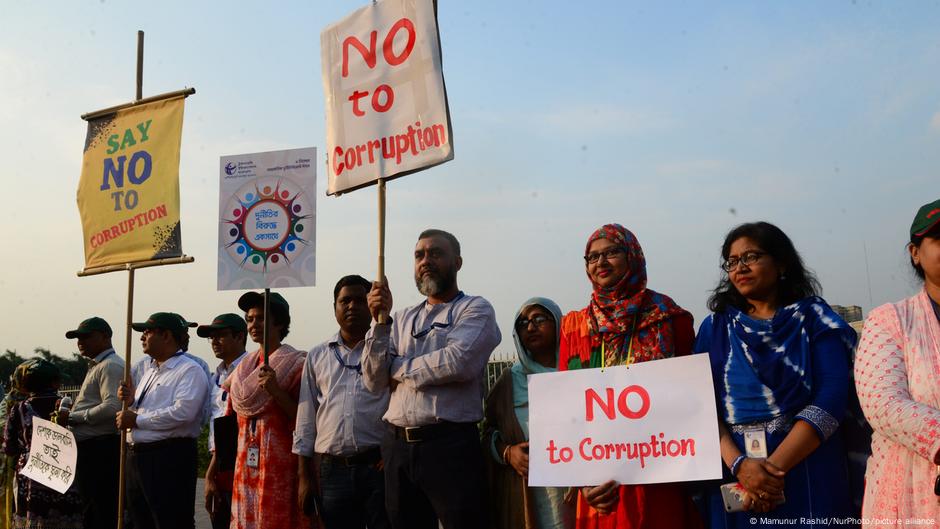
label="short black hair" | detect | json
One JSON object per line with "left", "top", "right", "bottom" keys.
{"left": 910, "top": 223, "right": 940, "bottom": 280}
{"left": 418, "top": 229, "right": 461, "bottom": 257}
{"left": 707, "top": 222, "right": 821, "bottom": 314}
{"left": 333, "top": 275, "right": 372, "bottom": 304}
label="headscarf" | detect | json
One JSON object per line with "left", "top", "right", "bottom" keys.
{"left": 510, "top": 297, "right": 563, "bottom": 411}
{"left": 584, "top": 224, "right": 690, "bottom": 366}
{"left": 224, "top": 344, "right": 305, "bottom": 418}
{"left": 20, "top": 359, "right": 60, "bottom": 395}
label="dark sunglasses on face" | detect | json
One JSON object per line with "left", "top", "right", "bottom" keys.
{"left": 515, "top": 314, "right": 552, "bottom": 330}
{"left": 935, "top": 466, "right": 940, "bottom": 497}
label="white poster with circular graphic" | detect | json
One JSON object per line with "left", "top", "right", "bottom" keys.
{"left": 217, "top": 147, "right": 316, "bottom": 290}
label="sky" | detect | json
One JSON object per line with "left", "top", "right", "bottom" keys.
{"left": 2, "top": 1, "right": 939, "bottom": 368}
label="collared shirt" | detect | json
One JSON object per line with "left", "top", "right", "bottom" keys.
{"left": 362, "top": 294, "right": 501, "bottom": 427}
{"left": 132, "top": 352, "right": 212, "bottom": 426}
{"left": 293, "top": 333, "right": 389, "bottom": 457}
{"left": 69, "top": 348, "right": 125, "bottom": 442}
{"left": 207, "top": 352, "right": 246, "bottom": 451}
{"left": 129, "top": 351, "right": 209, "bottom": 444}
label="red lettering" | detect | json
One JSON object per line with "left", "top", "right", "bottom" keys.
{"left": 578, "top": 437, "right": 593, "bottom": 461}
{"left": 585, "top": 388, "right": 615, "bottom": 422}
{"left": 348, "top": 90, "right": 369, "bottom": 116}
{"left": 372, "top": 84, "right": 394, "bottom": 113}
{"left": 546, "top": 439, "right": 561, "bottom": 464}
{"left": 617, "top": 385, "right": 651, "bottom": 419}
{"left": 382, "top": 18, "right": 416, "bottom": 66}
{"left": 333, "top": 146, "right": 345, "bottom": 176}
{"left": 342, "top": 31, "right": 377, "bottom": 77}
{"left": 559, "top": 447, "right": 573, "bottom": 462}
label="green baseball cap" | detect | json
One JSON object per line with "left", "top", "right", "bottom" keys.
{"left": 131, "top": 312, "right": 189, "bottom": 333}
{"left": 911, "top": 198, "right": 940, "bottom": 237}
{"left": 237, "top": 291, "right": 290, "bottom": 314}
{"left": 168, "top": 313, "right": 198, "bottom": 328}
{"left": 197, "top": 313, "right": 248, "bottom": 338}
{"left": 65, "top": 317, "right": 112, "bottom": 339}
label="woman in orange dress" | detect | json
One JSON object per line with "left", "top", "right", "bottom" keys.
{"left": 225, "top": 291, "right": 309, "bottom": 529}
{"left": 557, "top": 224, "right": 702, "bottom": 529}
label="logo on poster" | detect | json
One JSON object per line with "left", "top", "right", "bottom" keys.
{"left": 224, "top": 162, "right": 237, "bottom": 176}
{"left": 244, "top": 201, "right": 289, "bottom": 251}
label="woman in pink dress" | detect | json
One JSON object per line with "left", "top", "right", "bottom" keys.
{"left": 855, "top": 198, "right": 940, "bottom": 527}
{"left": 225, "top": 291, "right": 309, "bottom": 529}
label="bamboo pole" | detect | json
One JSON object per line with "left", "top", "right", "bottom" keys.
{"left": 115, "top": 30, "right": 144, "bottom": 529}
{"left": 377, "top": 178, "right": 388, "bottom": 324}
{"left": 262, "top": 288, "right": 270, "bottom": 365}
{"left": 77, "top": 255, "right": 194, "bottom": 277}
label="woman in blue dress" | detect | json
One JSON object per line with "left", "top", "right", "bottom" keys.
{"left": 695, "top": 222, "right": 857, "bottom": 528}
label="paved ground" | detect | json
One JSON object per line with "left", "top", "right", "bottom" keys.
{"left": 195, "top": 478, "right": 211, "bottom": 529}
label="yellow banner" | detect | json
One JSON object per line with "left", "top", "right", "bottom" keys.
{"left": 77, "top": 96, "right": 185, "bottom": 269}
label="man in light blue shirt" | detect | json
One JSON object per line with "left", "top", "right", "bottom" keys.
{"left": 363, "top": 229, "right": 501, "bottom": 529}
{"left": 294, "top": 275, "right": 390, "bottom": 529}
{"left": 198, "top": 313, "right": 247, "bottom": 529}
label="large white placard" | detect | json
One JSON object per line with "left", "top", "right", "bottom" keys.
{"left": 321, "top": 0, "right": 453, "bottom": 195}
{"left": 19, "top": 418, "right": 77, "bottom": 494}
{"left": 528, "top": 354, "right": 722, "bottom": 487}
{"left": 217, "top": 147, "right": 317, "bottom": 290}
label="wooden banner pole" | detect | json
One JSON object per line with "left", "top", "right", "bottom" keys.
{"left": 377, "top": 178, "right": 388, "bottom": 324}
{"left": 262, "top": 288, "right": 271, "bottom": 365}
{"left": 116, "top": 29, "right": 145, "bottom": 529}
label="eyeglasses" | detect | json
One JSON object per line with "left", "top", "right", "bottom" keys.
{"left": 584, "top": 247, "right": 625, "bottom": 264}
{"left": 721, "top": 251, "right": 767, "bottom": 272}
{"left": 515, "top": 314, "right": 553, "bottom": 330}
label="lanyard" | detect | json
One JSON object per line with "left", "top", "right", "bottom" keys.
{"left": 136, "top": 352, "right": 183, "bottom": 408}
{"left": 411, "top": 291, "right": 466, "bottom": 338}
{"left": 330, "top": 342, "right": 361, "bottom": 375}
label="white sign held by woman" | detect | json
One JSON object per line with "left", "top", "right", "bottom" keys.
{"left": 217, "top": 147, "right": 317, "bottom": 290}
{"left": 528, "top": 354, "right": 722, "bottom": 486}
{"left": 19, "top": 418, "right": 77, "bottom": 494}
{"left": 322, "top": 0, "right": 453, "bottom": 195}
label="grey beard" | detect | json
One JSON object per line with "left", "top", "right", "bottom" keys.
{"left": 416, "top": 275, "right": 444, "bottom": 296}
{"left": 416, "top": 271, "right": 455, "bottom": 297}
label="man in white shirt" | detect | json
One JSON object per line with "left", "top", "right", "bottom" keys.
{"left": 60, "top": 316, "right": 124, "bottom": 529}
{"left": 116, "top": 312, "right": 210, "bottom": 529}
{"left": 198, "top": 313, "right": 247, "bottom": 529}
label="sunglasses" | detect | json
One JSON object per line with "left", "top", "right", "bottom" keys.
{"left": 935, "top": 466, "right": 940, "bottom": 497}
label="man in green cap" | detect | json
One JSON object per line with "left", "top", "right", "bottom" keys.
{"left": 60, "top": 316, "right": 124, "bottom": 529}
{"left": 116, "top": 312, "right": 210, "bottom": 529}
{"left": 198, "top": 313, "right": 247, "bottom": 529}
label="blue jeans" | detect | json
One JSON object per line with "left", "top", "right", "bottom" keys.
{"left": 319, "top": 455, "right": 390, "bottom": 529}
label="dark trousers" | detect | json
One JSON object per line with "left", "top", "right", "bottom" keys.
{"left": 381, "top": 423, "right": 487, "bottom": 529}
{"left": 318, "top": 453, "right": 390, "bottom": 529}
{"left": 125, "top": 437, "right": 197, "bottom": 529}
{"left": 76, "top": 434, "right": 121, "bottom": 529}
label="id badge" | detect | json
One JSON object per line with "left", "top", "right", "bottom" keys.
{"left": 246, "top": 446, "right": 260, "bottom": 468}
{"left": 743, "top": 428, "right": 768, "bottom": 458}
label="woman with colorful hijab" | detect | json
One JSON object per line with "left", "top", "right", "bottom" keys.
{"left": 558, "top": 224, "right": 702, "bottom": 529}
{"left": 223, "top": 292, "right": 309, "bottom": 529}
{"left": 855, "top": 199, "right": 940, "bottom": 526}
{"left": 695, "top": 222, "right": 856, "bottom": 528}
{"left": 3, "top": 359, "right": 83, "bottom": 529}
{"left": 484, "top": 297, "right": 575, "bottom": 529}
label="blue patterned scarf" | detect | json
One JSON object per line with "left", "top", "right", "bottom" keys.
{"left": 706, "top": 296, "right": 857, "bottom": 424}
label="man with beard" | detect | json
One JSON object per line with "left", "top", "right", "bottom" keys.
{"left": 60, "top": 316, "right": 124, "bottom": 529}
{"left": 294, "top": 275, "right": 390, "bottom": 529}
{"left": 363, "top": 229, "right": 501, "bottom": 529}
